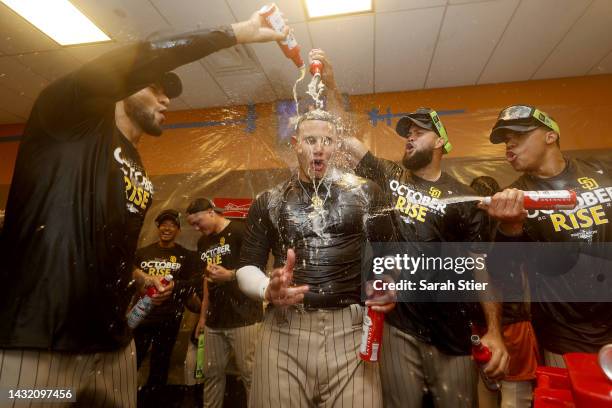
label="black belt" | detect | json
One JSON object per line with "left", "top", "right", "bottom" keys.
{"left": 301, "top": 292, "right": 361, "bottom": 310}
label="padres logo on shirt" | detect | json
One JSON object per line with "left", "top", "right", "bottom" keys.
{"left": 578, "top": 177, "right": 598, "bottom": 190}
{"left": 388, "top": 179, "right": 447, "bottom": 223}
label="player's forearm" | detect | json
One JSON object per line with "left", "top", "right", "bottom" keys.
{"left": 481, "top": 301, "right": 502, "bottom": 336}
{"left": 237, "top": 265, "right": 269, "bottom": 301}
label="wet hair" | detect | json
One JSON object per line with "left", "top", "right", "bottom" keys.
{"left": 470, "top": 176, "right": 501, "bottom": 196}
{"left": 294, "top": 109, "right": 343, "bottom": 135}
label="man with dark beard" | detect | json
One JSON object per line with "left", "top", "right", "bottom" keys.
{"left": 309, "top": 47, "right": 507, "bottom": 408}
{"left": 0, "top": 11, "right": 287, "bottom": 406}
{"left": 346, "top": 108, "right": 508, "bottom": 407}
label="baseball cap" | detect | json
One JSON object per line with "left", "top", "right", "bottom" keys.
{"left": 186, "top": 198, "right": 223, "bottom": 215}
{"left": 490, "top": 105, "right": 560, "bottom": 144}
{"left": 155, "top": 209, "right": 180, "bottom": 228}
{"left": 158, "top": 72, "right": 182, "bottom": 99}
{"left": 395, "top": 107, "right": 453, "bottom": 154}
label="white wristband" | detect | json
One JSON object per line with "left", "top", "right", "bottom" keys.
{"left": 236, "top": 265, "right": 270, "bottom": 301}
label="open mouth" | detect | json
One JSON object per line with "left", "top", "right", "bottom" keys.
{"left": 405, "top": 143, "right": 415, "bottom": 153}
{"left": 312, "top": 159, "right": 325, "bottom": 172}
{"left": 506, "top": 151, "right": 517, "bottom": 162}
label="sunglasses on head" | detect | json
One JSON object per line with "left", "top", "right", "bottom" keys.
{"left": 497, "top": 105, "right": 560, "bottom": 135}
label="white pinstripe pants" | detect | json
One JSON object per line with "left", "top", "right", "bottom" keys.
{"left": 379, "top": 324, "right": 478, "bottom": 408}
{"left": 0, "top": 341, "right": 137, "bottom": 408}
{"left": 249, "top": 304, "right": 383, "bottom": 408}
{"left": 201, "top": 323, "right": 260, "bottom": 408}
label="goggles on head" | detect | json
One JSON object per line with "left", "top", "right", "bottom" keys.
{"left": 497, "top": 105, "right": 560, "bottom": 135}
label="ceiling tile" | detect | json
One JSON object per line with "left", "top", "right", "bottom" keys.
{"left": 0, "top": 3, "right": 60, "bottom": 54}
{"left": 65, "top": 42, "right": 121, "bottom": 63}
{"left": 168, "top": 96, "right": 191, "bottom": 111}
{"left": 376, "top": 0, "right": 446, "bottom": 13}
{"left": 0, "top": 85, "right": 34, "bottom": 118}
{"left": 426, "top": 0, "right": 519, "bottom": 89}
{"left": 375, "top": 7, "right": 445, "bottom": 92}
{"left": 150, "top": 0, "right": 235, "bottom": 31}
{"left": 478, "top": 0, "right": 591, "bottom": 84}
{"left": 0, "top": 56, "right": 49, "bottom": 99}
{"left": 533, "top": 0, "right": 612, "bottom": 79}
{"left": 17, "top": 50, "right": 80, "bottom": 81}
{"left": 72, "top": 0, "right": 170, "bottom": 41}
{"left": 589, "top": 49, "right": 612, "bottom": 75}
{"left": 226, "top": 0, "right": 307, "bottom": 23}
{"left": 448, "top": 0, "right": 498, "bottom": 4}
{"left": 172, "top": 61, "right": 230, "bottom": 108}
{"left": 309, "top": 14, "right": 374, "bottom": 95}
{"left": 215, "top": 72, "right": 277, "bottom": 105}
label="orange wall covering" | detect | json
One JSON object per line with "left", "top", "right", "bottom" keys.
{"left": 1, "top": 73, "right": 612, "bottom": 187}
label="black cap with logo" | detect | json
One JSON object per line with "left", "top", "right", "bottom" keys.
{"left": 155, "top": 209, "right": 180, "bottom": 228}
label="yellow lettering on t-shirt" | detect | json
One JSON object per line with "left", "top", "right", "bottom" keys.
{"left": 591, "top": 205, "right": 609, "bottom": 226}
{"left": 551, "top": 214, "right": 571, "bottom": 232}
{"left": 550, "top": 205, "right": 609, "bottom": 232}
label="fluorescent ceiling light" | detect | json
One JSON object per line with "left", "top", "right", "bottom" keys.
{"left": 1, "top": 0, "right": 110, "bottom": 45}
{"left": 304, "top": 0, "right": 373, "bottom": 19}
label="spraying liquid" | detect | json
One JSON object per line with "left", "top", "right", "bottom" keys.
{"left": 306, "top": 59, "right": 325, "bottom": 109}
{"left": 292, "top": 67, "right": 306, "bottom": 115}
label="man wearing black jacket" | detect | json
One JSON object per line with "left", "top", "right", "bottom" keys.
{"left": 0, "top": 11, "right": 286, "bottom": 406}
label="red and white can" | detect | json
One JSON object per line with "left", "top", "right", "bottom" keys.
{"left": 309, "top": 59, "right": 323, "bottom": 76}
{"left": 127, "top": 274, "right": 173, "bottom": 329}
{"left": 259, "top": 4, "right": 304, "bottom": 68}
{"left": 471, "top": 334, "right": 500, "bottom": 391}
{"left": 522, "top": 190, "right": 577, "bottom": 210}
{"left": 359, "top": 307, "right": 384, "bottom": 362}
{"left": 483, "top": 190, "right": 577, "bottom": 210}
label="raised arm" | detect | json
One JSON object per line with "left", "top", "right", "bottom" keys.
{"left": 35, "top": 10, "right": 288, "bottom": 133}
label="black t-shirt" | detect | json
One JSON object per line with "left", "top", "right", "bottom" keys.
{"left": 505, "top": 158, "right": 612, "bottom": 353}
{"left": 134, "top": 243, "right": 199, "bottom": 324}
{"left": 239, "top": 171, "right": 395, "bottom": 301}
{"left": 197, "top": 220, "right": 262, "bottom": 329}
{"left": 0, "top": 27, "right": 237, "bottom": 352}
{"left": 356, "top": 152, "right": 489, "bottom": 355}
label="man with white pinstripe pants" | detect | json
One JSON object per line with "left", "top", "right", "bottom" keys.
{"left": 237, "top": 109, "right": 397, "bottom": 408}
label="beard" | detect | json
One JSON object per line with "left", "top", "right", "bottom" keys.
{"left": 402, "top": 147, "right": 434, "bottom": 170}
{"left": 124, "top": 97, "right": 163, "bottom": 136}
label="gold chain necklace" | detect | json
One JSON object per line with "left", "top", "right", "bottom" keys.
{"left": 297, "top": 178, "right": 330, "bottom": 211}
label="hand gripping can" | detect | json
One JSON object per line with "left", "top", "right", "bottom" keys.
{"left": 127, "top": 274, "right": 173, "bottom": 329}
{"left": 259, "top": 3, "right": 304, "bottom": 68}
{"left": 471, "top": 335, "right": 501, "bottom": 391}
{"left": 359, "top": 307, "right": 384, "bottom": 362}
{"left": 309, "top": 59, "right": 323, "bottom": 76}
